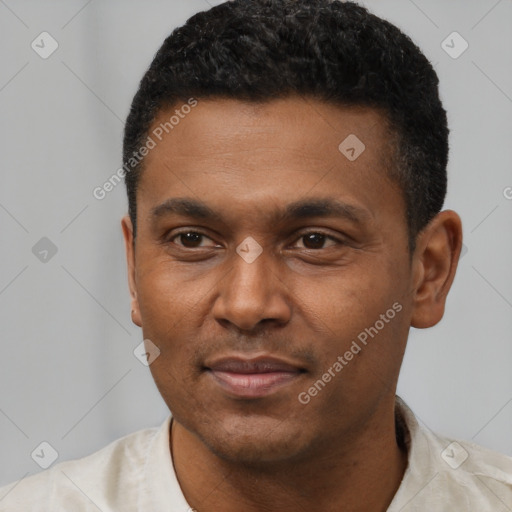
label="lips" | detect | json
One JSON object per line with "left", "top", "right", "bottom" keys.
{"left": 205, "top": 356, "right": 305, "bottom": 399}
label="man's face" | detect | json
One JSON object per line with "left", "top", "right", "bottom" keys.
{"left": 123, "top": 97, "right": 416, "bottom": 463}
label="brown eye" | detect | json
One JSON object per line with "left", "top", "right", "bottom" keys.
{"left": 171, "top": 231, "right": 216, "bottom": 248}
{"left": 295, "top": 232, "right": 338, "bottom": 250}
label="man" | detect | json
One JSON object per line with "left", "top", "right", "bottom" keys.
{"left": 1, "top": 0, "right": 511, "bottom": 510}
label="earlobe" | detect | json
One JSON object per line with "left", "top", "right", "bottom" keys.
{"left": 131, "top": 309, "right": 141, "bottom": 327}
{"left": 410, "top": 210, "right": 463, "bottom": 329}
{"left": 121, "top": 215, "right": 142, "bottom": 328}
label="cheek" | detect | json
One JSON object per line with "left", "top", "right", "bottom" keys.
{"left": 292, "top": 265, "right": 388, "bottom": 335}
{"left": 136, "top": 260, "right": 201, "bottom": 324}
{"left": 293, "top": 264, "right": 407, "bottom": 376}
{"left": 135, "top": 269, "right": 199, "bottom": 370}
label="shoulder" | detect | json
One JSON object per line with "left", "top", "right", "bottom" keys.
{"left": 0, "top": 421, "right": 166, "bottom": 512}
{"left": 417, "top": 412, "right": 512, "bottom": 486}
{"left": 433, "top": 432, "right": 512, "bottom": 505}
{"left": 393, "top": 397, "right": 512, "bottom": 510}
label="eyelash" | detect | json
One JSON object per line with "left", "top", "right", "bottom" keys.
{"left": 167, "top": 229, "right": 344, "bottom": 250}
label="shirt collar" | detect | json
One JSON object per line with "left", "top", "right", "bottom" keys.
{"left": 139, "top": 415, "right": 191, "bottom": 511}
{"left": 139, "top": 397, "right": 511, "bottom": 511}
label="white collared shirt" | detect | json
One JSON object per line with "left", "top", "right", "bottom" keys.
{"left": 388, "top": 397, "right": 512, "bottom": 511}
{"left": 1, "top": 397, "right": 511, "bottom": 511}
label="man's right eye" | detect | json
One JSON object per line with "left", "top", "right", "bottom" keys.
{"left": 168, "top": 230, "right": 218, "bottom": 248}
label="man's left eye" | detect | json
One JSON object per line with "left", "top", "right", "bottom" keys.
{"left": 293, "top": 232, "right": 340, "bottom": 250}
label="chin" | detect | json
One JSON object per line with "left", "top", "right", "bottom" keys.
{"left": 196, "top": 413, "right": 311, "bottom": 465}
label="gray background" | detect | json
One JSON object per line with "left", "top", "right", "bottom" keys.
{"left": 1, "top": 0, "right": 511, "bottom": 487}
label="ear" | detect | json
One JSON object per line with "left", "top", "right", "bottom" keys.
{"left": 410, "top": 210, "right": 463, "bottom": 328}
{"left": 121, "top": 215, "right": 142, "bottom": 328}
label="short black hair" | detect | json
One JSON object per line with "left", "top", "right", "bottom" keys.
{"left": 123, "top": 0, "right": 448, "bottom": 252}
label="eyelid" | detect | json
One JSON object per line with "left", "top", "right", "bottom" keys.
{"left": 167, "top": 228, "right": 219, "bottom": 247}
{"left": 290, "top": 229, "right": 346, "bottom": 247}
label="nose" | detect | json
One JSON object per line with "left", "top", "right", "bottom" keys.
{"left": 212, "top": 246, "right": 292, "bottom": 332}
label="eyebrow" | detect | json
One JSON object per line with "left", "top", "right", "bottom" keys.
{"left": 150, "top": 197, "right": 370, "bottom": 225}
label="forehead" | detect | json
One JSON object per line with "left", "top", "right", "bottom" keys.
{"left": 147, "top": 97, "right": 392, "bottom": 160}
{"left": 136, "top": 97, "right": 401, "bottom": 227}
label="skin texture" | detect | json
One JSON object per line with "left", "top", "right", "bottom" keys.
{"left": 121, "top": 97, "right": 463, "bottom": 512}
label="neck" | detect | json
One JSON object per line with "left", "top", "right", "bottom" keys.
{"left": 171, "top": 399, "right": 408, "bottom": 512}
